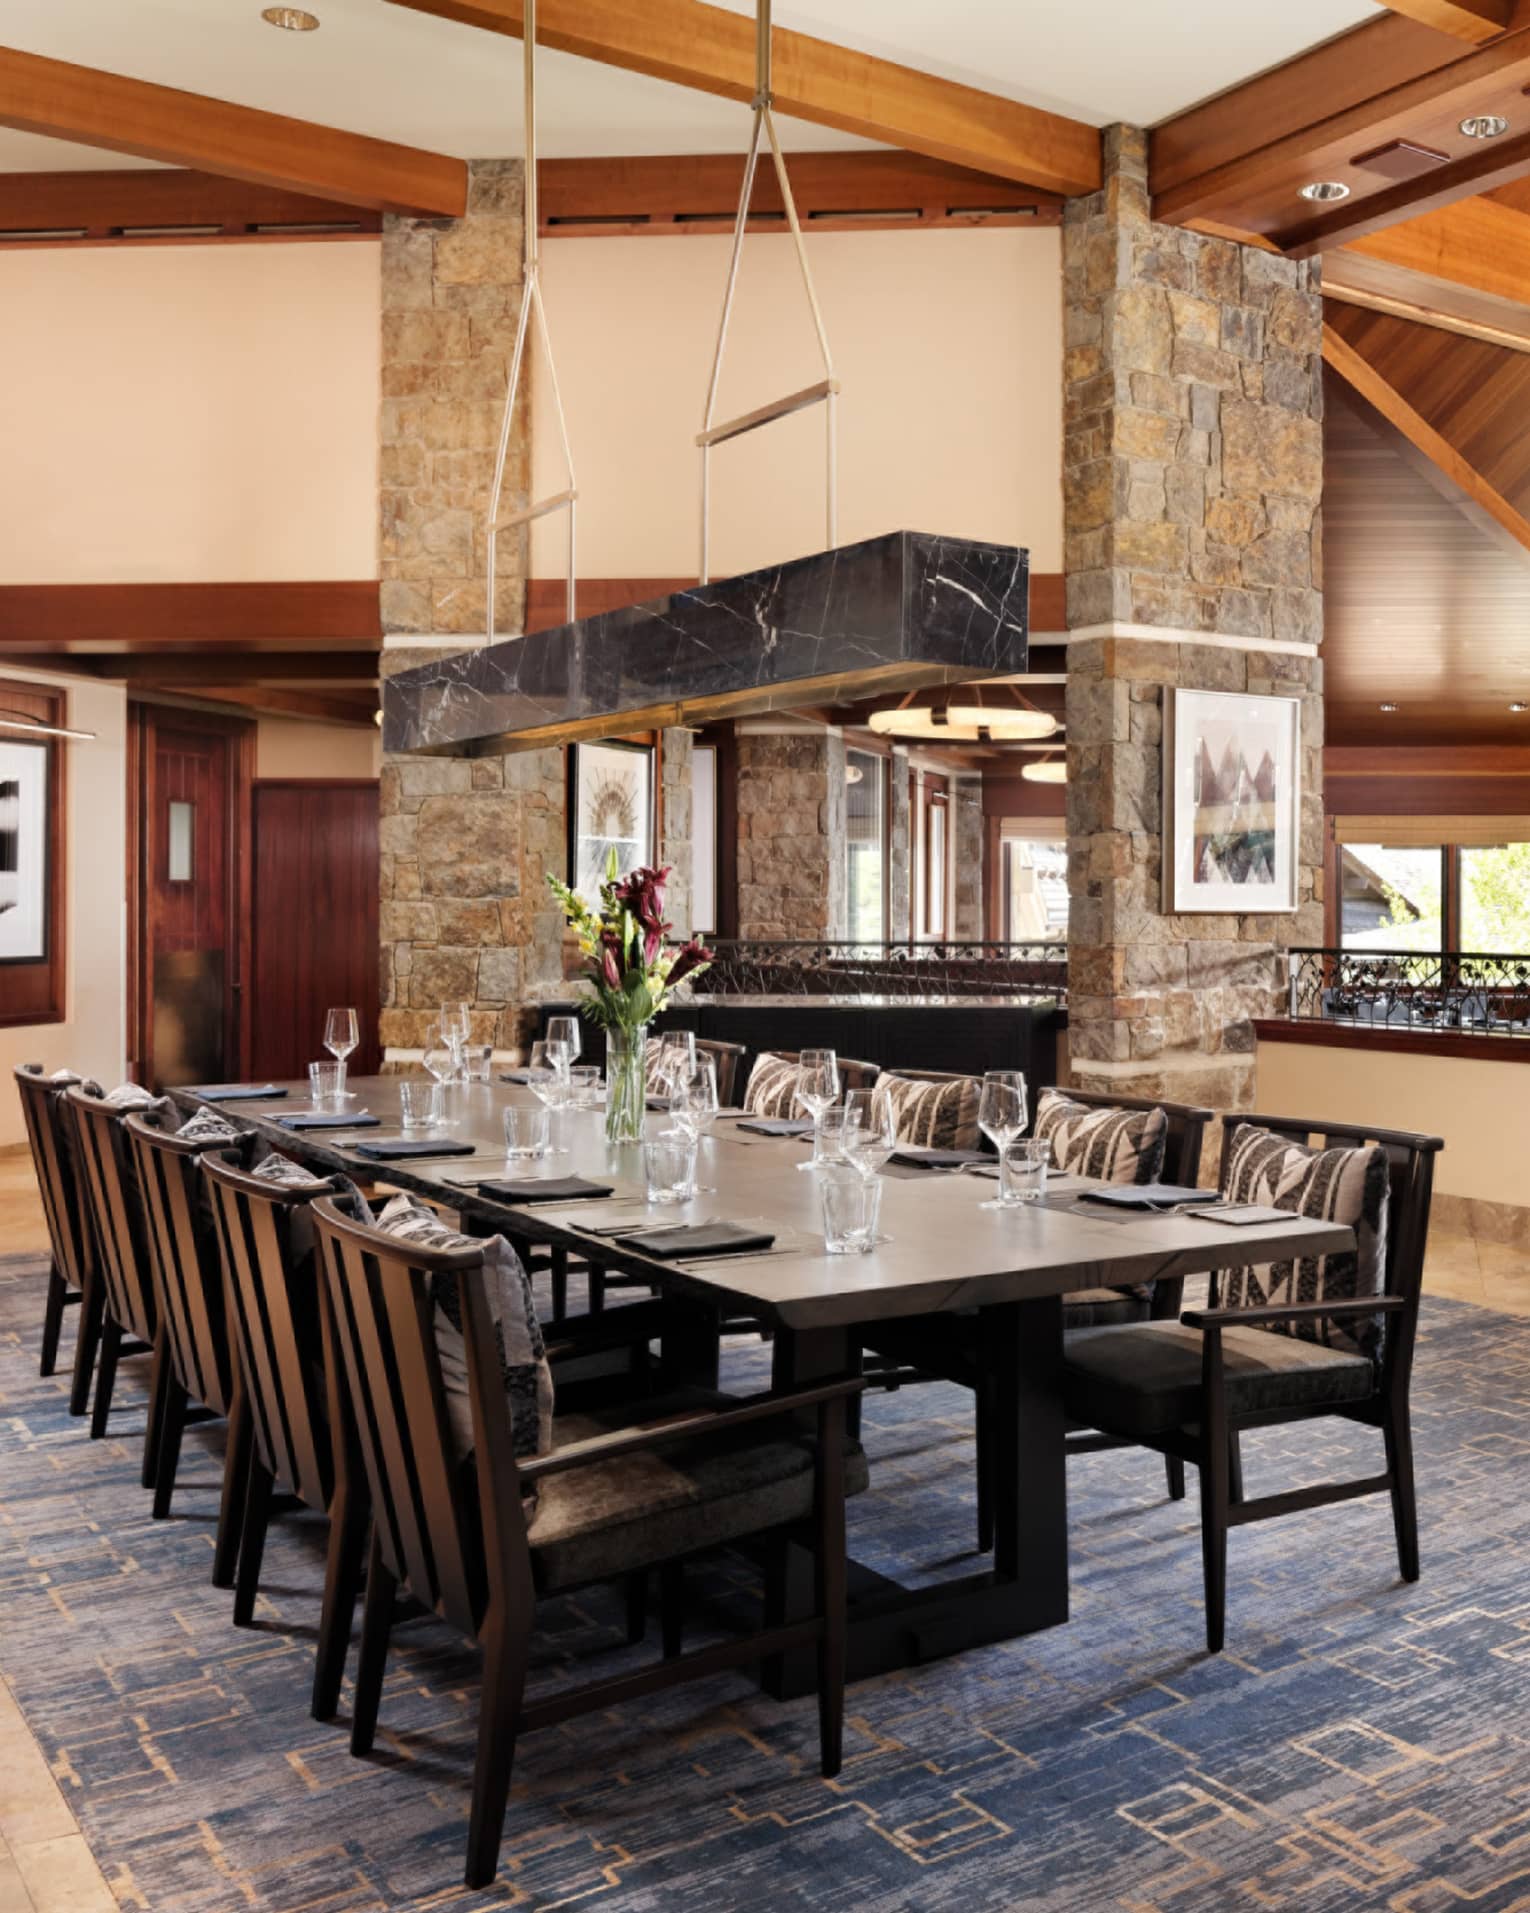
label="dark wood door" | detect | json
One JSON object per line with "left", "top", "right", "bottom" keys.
{"left": 249, "top": 779, "right": 379, "bottom": 1081}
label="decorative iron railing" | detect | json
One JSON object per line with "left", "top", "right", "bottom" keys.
{"left": 1287, "top": 947, "right": 1530, "bottom": 1036}
{"left": 689, "top": 939, "right": 1067, "bottom": 1000}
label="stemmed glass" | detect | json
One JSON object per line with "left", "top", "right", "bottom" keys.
{"left": 441, "top": 1001, "right": 471, "bottom": 1083}
{"left": 668, "top": 1055, "right": 720, "bottom": 1191}
{"left": 842, "top": 1087, "right": 897, "bottom": 1181}
{"left": 652, "top": 1029, "right": 696, "bottom": 1104}
{"left": 526, "top": 1038, "right": 573, "bottom": 1154}
{"left": 323, "top": 1007, "right": 359, "bottom": 1098}
{"left": 977, "top": 1071, "right": 1028, "bottom": 1209}
{"left": 794, "top": 1049, "right": 841, "bottom": 1170}
{"left": 546, "top": 1015, "right": 582, "bottom": 1067}
{"left": 422, "top": 1018, "right": 459, "bottom": 1125}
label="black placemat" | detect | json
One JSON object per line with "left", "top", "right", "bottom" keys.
{"left": 476, "top": 1176, "right": 615, "bottom": 1204}
{"left": 278, "top": 1111, "right": 382, "bottom": 1131}
{"left": 622, "top": 1221, "right": 776, "bottom": 1260}
{"left": 888, "top": 1146, "right": 987, "bottom": 1170}
{"left": 734, "top": 1117, "right": 814, "bottom": 1138}
{"left": 352, "top": 1136, "right": 475, "bottom": 1161}
{"left": 188, "top": 1084, "right": 289, "bottom": 1102}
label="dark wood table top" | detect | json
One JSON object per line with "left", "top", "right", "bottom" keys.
{"left": 177, "top": 1076, "right": 1355, "bottom": 1332}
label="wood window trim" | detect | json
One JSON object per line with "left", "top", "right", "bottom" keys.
{"left": 844, "top": 744, "right": 891, "bottom": 944}
{"left": 0, "top": 676, "right": 67, "bottom": 1029}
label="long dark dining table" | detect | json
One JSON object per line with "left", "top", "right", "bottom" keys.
{"left": 174, "top": 1073, "right": 1354, "bottom": 1697}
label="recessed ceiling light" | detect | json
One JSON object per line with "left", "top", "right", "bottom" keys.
{"left": 1511, "top": 702, "right": 1528, "bottom": 714}
{"left": 1299, "top": 180, "right": 1350, "bottom": 203}
{"left": 1021, "top": 760, "right": 1067, "bottom": 785}
{"left": 261, "top": 6, "right": 319, "bottom": 29}
{"left": 1379, "top": 702, "right": 1399, "bottom": 714}
{"left": 1459, "top": 114, "right": 1509, "bottom": 139}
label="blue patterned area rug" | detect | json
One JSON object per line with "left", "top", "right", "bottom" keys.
{"left": 3, "top": 1250, "right": 1530, "bottom": 1912}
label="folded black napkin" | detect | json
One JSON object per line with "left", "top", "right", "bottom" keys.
{"left": 498, "top": 1071, "right": 533, "bottom": 1085}
{"left": 278, "top": 1111, "right": 381, "bottom": 1131}
{"left": 189, "top": 1083, "right": 288, "bottom": 1102}
{"left": 889, "top": 1146, "right": 987, "bottom": 1169}
{"left": 622, "top": 1221, "right": 776, "bottom": 1260}
{"left": 1077, "top": 1183, "right": 1220, "bottom": 1211}
{"left": 352, "top": 1137, "right": 476, "bottom": 1161}
{"left": 735, "top": 1117, "right": 814, "bottom": 1138}
{"left": 477, "top": 1175, "right": 614, "bottom": 1204}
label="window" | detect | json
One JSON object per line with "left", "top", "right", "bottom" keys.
{"left": 167, "top": 800, "right": 195, "bottom": 884}
{"left": 1340, "top": 844, "right": 1443, "bottom": 953}
{"left": 845, "top": 748, "right": 886, "bottom": 947}
{"left": 1002, "top": 831, "right": 1068, "bottom": 942}
{"left": 1458, "top": 842, "right": 1530, "bottom": 953}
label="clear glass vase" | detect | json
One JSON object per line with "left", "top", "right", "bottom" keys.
{"left": 605, "top": 1023, "right": 648, "bottom": 1145}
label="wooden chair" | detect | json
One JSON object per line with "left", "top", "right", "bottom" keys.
{"left": 13, "top": 1065, "right": 99, "bottom": 1414}
{"left": 123, "top": 1112, "right": 250, "bottom": 1582}
{"left": 742, "top": 1049, "right": 880, "bottom": 1100}
{"left": 312, "top": 1189, "right": 861, "bottom": 1890}
{"left": 693, "top": 1036, "right": 747, "bottom": 1106}
{"left": 201, "top": 1147, "right": 368, "bottom": 1716}
{"left": 1061, "top": 1114, "right": 1443, "bottom": 1652}
{"left": 64, "top": 1087, "right": 164, "bottom": 1483}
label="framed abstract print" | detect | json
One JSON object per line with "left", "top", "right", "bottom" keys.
{"left": 568, "top": 739, "right": 655, "bottom": 909}
{"left": 1164, "top": 688, "right": 1301, "bottom": 914}
{"left": 0, "top": 677, "right": 67, "bottom": 1027}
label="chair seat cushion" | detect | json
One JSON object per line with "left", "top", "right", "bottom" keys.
{"left": 529, "top": 1394, "right": 869, "bottom": 1593}
{"left": 1061, "top": 1285, "right": 1153, "bottom": 1330}
{"left": 1063, "top": 1320, "right": 1374, "bottom": 1437}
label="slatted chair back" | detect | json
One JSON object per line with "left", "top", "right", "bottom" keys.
{"left": 202, "top": 1149, "right": 340, "bottom": 1513}
{"left": 65, "top": 1087, "right": 157, "bottom": 1346}
{"left": 314, "top": 1191, "right": 519, "bottom": 1640}
{"left": 1214, "top": 1114, "right": 1443, "bottom": 1394}
{"left": 694, "top": 1037, "right": 746, "bottom": 1105}
{"left": 13, "top": 1065, "right": 91, "bottom": 1293}
{"left": 1054, "top": 1087, "right": 1215, "bottom": 1188}
{"left": 123, "top": 1111, "right": 236, "bottom": 1419}
{"left": 749, "top": 1049, "right": 880, "bottom": 1094}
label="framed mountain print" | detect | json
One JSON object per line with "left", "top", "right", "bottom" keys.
{"left": 1164, "top": 688, "right": 1300, "bottom": 913}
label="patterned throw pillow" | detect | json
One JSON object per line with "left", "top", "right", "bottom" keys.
{"left": 743, "top": 1052, "right": 803, "bottom": 1118}
{"left": 177, "top": 1107, "right": 241, "bottom": 1145}
{"left": 877, "top": 1074, "right": 981, "bottom": 1150}
{"left": 1033, "top": 1090, "right": 1168, "bottom": 1186}
{"left": 375, "top": 1193, "right": 553, "bottom": 1468}
{"left": 96, "top": 1082, "right": 166, "bottom": 1111}
{"left": 251, "top": 1149, "right": 327, "bottom": 1189}
{"left": 1220, "top": 1123, "right": 1390, "bottom": 1359}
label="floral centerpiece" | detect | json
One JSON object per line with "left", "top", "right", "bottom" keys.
{"left": 547, "top": 854, "right": 710, "bottom": 1143}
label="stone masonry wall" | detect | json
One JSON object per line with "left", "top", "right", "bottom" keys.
{"left": 1063, "top": 126, "right": 1325, "bottom": 1118}
{"left": 378, "top": 159, "right": 567, "bottom": 1058}
{"left": 735, "top": 728, "right": 848, "bottom": 941}
{"left": 952, "top": 778, "right": 985, "bottom": 942}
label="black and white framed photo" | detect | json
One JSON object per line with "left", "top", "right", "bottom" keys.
{"left": 1164, "top": 688, "right": 1301, "bottom": 913}
{"left": 568, "top": 739, "right": 655, "bottom": 908}
{"left": 0, "top": 735, "right": 51, "bottom": 965}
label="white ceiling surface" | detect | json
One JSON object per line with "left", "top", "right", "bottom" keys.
{"left": 0, "top": 0, "right": 1378, "bottom": 173}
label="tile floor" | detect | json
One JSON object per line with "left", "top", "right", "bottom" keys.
{"left": 0, "top": 1142, "right": 1526, "bottom": 1912}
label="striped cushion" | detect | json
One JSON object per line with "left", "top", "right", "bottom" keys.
{"left": 1034, "top": 1091, "right": 1167, "bottom": 1186}
{"left": 878, "top": 1074, "right": 981, "bottom": 1151}
{"left": 743, "top": 1052, "right": 803, "bottom": 1119}
{"left": 1220, "top": 1124, "right": 1390, "bottom": 1359}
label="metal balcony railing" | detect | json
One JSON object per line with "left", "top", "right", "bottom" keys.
{"left": 1286, "top": 946, "right": 1530, "bottom": 1037}
{"left": 689, "top": 939, "right": 1068, "bottom": 1001}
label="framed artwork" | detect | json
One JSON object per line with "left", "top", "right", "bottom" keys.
{"left": 1164, "top": 688, "right": 1301, "bottom": 913}
{"left": 568, "top": 739, "right": 655, "bottom": 908}
{"left": 0, "top": 737, "right": 51, "bottom": 965}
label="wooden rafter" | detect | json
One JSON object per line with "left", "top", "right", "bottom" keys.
{"left": 0, "top": 46, "right": 466, "bottom": 216}
{"left": 0, "top": 581, "right": 382, "bottom": 652}
{"left": 383, "top": 0, "right": 1101, "bottom": 197}
{"left": 1370, "top": 0, "right": 1516, "bottom": 42}
{"left": 0, "top": 168, "right": 382, "bottom": 245}
{"left": 1328, "top": 192, "right": 1530, "bottom": 348}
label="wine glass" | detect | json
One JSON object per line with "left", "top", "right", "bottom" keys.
{"left": 422, "top": 1018, "right": 459, "bottom": 1124}
{"left": 668, "top": 1056, "right": 720, "bottom": 1191}
{"left": 652, "top": 1029, "right": 696, "bottom": 1103}
{"left": 546, "top": 1014, "right": 582, "bottom": 1067}
{"left": 323, "top": 1006, "right": 359, "bottom": 1097}
{"left": 794, "top": 1049, "right": 841, "bottom": 1170}
{"left": 977, "top": 1071, "right": 1027, "bottom": 1209}
{"left": 842, "top": 1087, "right": 897, "bottom": 1181}
{"left": 526, "top": 1039, "right": 573, "bottom": 1153}
{"left": 441, "top": 1001, "right": 471, "bottom": 1082}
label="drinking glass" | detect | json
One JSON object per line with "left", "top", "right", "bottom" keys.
{"left": 652, "top": 1029, "right": 696, "bottom": 1102}
{"left": 323, "top": 1006, "right": 359, "bottom": 1096}
{"left": 546, "top": 1015, "right": 582, "bottom": 1066}
{"left": 422, "top": 1019, "right": 459, "bottom": 1121}
{"left": 793, "top": 1049, "right": 840, "bottom": 1170}
{"left": 569, "top": 1065, "right": 603, "bottom": 1108}
{"left": 820, "top": 1164, "right": 883, "bottom": 1255}
{"left": 811, "top": 1105, "right": 850, "bottom": 1170}
{"left": 399, "top": 1080, "right": 442, "bottom": 1130}
{"left": 441, "top": 1003, "right": 472, "bottom": 1084}
{"left": 462, "top": 1043, "right": 493, "bottom": 1083}
{"left": 503, "top": 1104, "right": 551, "bottom": 1159}
{"left": 999, "top": 1138, "right": 1051, "bottom": 1204}
{"left": 668, "top": 1056, "right": 721, "bottom": 1191}
{"left": 526, "top": 1040, "right": 573, "bottom": 1153}
{"left": 643, "top": 1137, "right": 698, "bottom": 1205}
{"left": 308, "top": 1060, "right": 344, "bottom": 1107}
{"left": 842, "top": 1087, "right": 897, "bottom": 1180}
{"left": 977, "top": 1071, "right": 1027, "bottom": 1209}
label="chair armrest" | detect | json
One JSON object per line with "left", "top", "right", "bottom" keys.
{"left": 542, "top": 1299, "right": 669, "bottom": 1363}
{"left": 517, "top": 1377, "right": 866, "bottom": 1483}
{"left": 1183, "top": 1295, "right": 1406, "bottom": 1331}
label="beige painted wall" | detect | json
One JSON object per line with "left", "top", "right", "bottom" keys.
{"left": 1255, "top": 1038, "right": 1530, "bottom": 1206}
{"left": 0, "top": 670, "right": 127, "bottom": 1148}
{"left": 0, "top": 242, "right": 381, "bottom": 585}
{"left": 256, "top": 715, "right": 381, "bottom": 781}
{"left": 532, "top": 227, "right": 1063, "bottom": 583}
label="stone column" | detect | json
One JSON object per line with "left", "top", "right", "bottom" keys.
{"left": 951, "top": 775, "right": 986, "bottom": 941}
{"left": 1063, "top": 126, "right": 1325, "bottom": 1119}
{"left": 887, "top": 747, "right": 912, "bottom": 943}
{"left": 659, "top": 727, "right": 694, "bottom": 940}
{"left": 734, "top": 724, "right": 848, "bottom": 942}
{"left": 378, "top": 159, "right": 568, "bottom": 1060}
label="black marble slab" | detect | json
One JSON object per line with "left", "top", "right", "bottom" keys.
{"left": 384, "top": 529, "right": 1029, "bottom": 755}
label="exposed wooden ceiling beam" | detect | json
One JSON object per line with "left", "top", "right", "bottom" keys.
{"left": 0, "top": 47, "right": 466, "bottom": 216}
{"left": 383, "top": 0, "right": 1101, "bottom": 197}
{"left": 0, "top": 581, "right": 382, "bottom": 652}
{"left": 1328, "top": 192, "right": 1530, "bottom": 346}
{"left": 176, "top": 685, "right": 379, "bottom": 725}
{"left": 0, "top": 650, "right": 381, "bottom": 684}
{"left": 1370, "top": 0, "right": 1516, "bottom": 44}
{"left": 1151, "top": 13, "right": 1530, "bottom": 247}
{"left": 1323, "top": 318, "right": 1530, "bottom": 556}
{"left": 0, "top": 167, "right": 381, "bottom": 244}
